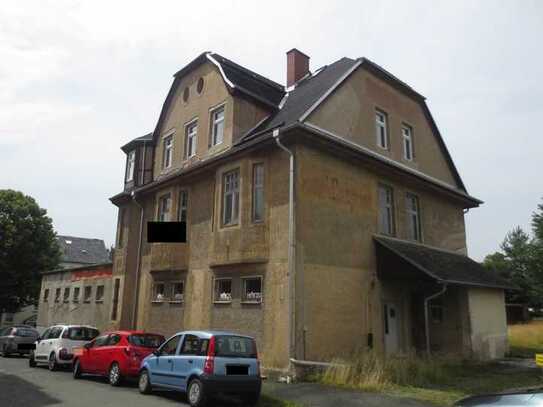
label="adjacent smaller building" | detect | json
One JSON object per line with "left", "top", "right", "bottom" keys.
{"left": 37, "top": 236, "right": 116, "bottom": 332}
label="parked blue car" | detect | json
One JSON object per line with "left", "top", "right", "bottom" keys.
{"left": 138, "top": 330, "right": 261, "bottom": 407}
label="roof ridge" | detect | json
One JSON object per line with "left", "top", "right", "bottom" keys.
{"left": 211, "top": 52, "right": 284, "bottom": 90}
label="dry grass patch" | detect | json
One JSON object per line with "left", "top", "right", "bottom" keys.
{"left": 508, "top": 320, "right": 543, "bottom": 357}
{"left": 315, "top": 351, "right": 542, "bottom": 406}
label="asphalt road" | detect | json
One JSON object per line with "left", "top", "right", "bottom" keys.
{"left": 0, "top": 355, "right": 236, "bottom": 407}
{"left": 0, "top": 355, "right": 433, "bottom": 407}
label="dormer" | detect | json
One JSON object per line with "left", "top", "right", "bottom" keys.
{"left": 121, "top": 133, "right": 154, "bottom": 191}
{"left": 151, "top": 52, "right": 285, "bottom": 179}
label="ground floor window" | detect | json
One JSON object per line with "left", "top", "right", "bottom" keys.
{"left": 171, "top": 281, "right": 184, "bottom": 303}
{"left": 43, "top": 288, "right": 49, "bottom": 302}
{"left": 84, "top": 286, "right": 92, "bottom": 303}
{"left": 242, "top": 277, "right": 263, "bottom": 303}
{"left": 63, "top": 287, "right": 70, "bottom": 303}
{"left": 153, "top": 282, "right": 166, "bottom": 302}
{"left": 95, "top": 285, "right": 105, "bottom": 302}
{"left": 54, "top": 288, "right": 60, "bottom": 302}
{"left": 214, "top": 278, "right": 232, "bottom": 303}
{"left": 73, "top": 287, "right": 80, "bottom": 303}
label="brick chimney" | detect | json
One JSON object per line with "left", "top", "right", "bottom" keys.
{"left": 286, "top": 48, "right": 310, "bottom": 87}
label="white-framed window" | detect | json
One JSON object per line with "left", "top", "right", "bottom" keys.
{"left": 185, "top": 120, "right": 198, "bottom": 158}
{"left": 170, "top": 281, "right": 184, "bottom": 303}
{"left": 152, "top": 282, "right": 166, "bottom": 302}
{"left": 73, "top": 287, "right": 80, "bottom": 303}
{"left": 402, "top": 124, "right": 414, "bottom": 161}
{"left": 242, "top": 277, "right": 263, "bottom": 304}
{"left": 63, "top": 287, "right": 70, "bottom": 303}
{"left": 211, "top": 106, "right": 225, "bottom": 146}
{"left": 406, "top": 193, "right": 422, "bottom": 241}
{"left": 162, "top": 135, "right": 173, "bottom": 169}
{"left": 95, "top": 285, "right": 105, "bottom": 302}
{"left": 214, "top": 278, "right": 232, "bottom": 303}
{"left": 252, "top": 163, "right": 265, "bottom": 223}
{"left": 83, "top": 286, "right": 92, "bottom": 303}
{"left": 378, "top": 184, "right": 395, "bottom": 236}
{"left": 222, "top": 169, "right": 240, "bottom": 226}
{"left": 375, "top": 109, "right": 389, "bottom": 150}
{"left": 157, "top": 194, "right": 172, "bottom": 222}
{"left": 126, "top": 150, "right": 136, "bottom": 182}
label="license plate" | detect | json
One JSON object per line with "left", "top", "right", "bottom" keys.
{"left": 226, "top": 365, "right": 249, "bottom": 375}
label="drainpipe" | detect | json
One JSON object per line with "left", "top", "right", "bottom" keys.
{"left": 273, "top": 128, "right": 297, "bottom": 366}
{"left": 424, "top": 283, "right": 447, "bottom": 357}
{"left": 130, "top": 141, "right": 147, "bottom": 330}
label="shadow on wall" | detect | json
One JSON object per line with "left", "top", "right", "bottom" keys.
{"left": 0, "top": 371, "right": 61, "bottom": 406}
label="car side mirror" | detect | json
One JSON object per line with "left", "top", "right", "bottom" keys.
{"left": 153, "top": 350, "right": 160, "bottom": 357}
{"left": 36, "top": 336, "right": 41, "bottom": 343}
{"left": 84, "top": 343, "right": 92, "bottom": 350}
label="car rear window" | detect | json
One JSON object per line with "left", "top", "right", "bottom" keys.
{"left": 128, "top": 334, "right": 165, "bottom": 348}
{"left": 13, "top": 328, "right": 37, "bottom": 337}
{"left": 214, "top": 335, "right": 257, "bottom": 358}
{"left": 62, "top": 327, "right": 99, "bottom": 341}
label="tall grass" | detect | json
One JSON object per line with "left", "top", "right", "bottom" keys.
{"left": 320, "top": 350, "right": 456, "bottom": 391}
{"left": 508, "top": 320, "right": 543, "bottom": 356}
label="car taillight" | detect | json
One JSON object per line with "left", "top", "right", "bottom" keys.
{"left": 203, "top": 336, "right": 215, "bottom": 375}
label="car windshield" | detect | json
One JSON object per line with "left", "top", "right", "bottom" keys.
{"left": 63, "top": 327, "right": 99, "bottom": 341}
{"left": 128, "top": 334, "right": 165, "bottom": 348}
{"left": 214, "top": 335, "right": 257, "bottom": 358}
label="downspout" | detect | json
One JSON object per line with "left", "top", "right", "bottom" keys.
{"left": 273, "top": 128, "right": 297, "bottom": 367}
{"left": 424, "top": 283, "right": 447, "bottom": 357}
{"left": 130, "top": 141, "right": 147, "bottom": 329}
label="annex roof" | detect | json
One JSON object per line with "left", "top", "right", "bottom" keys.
{"left": 374, "top": 235, "right": 512, "bottom": 290}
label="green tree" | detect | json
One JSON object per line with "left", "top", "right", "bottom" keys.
{"left": 533, "top": 198, "right": 543, "bottom": 242}
{"left": 0, "top": 190, "right": 60, "bottom": 312}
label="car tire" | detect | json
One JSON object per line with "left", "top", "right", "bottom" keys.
{"left": 138, "top": 369, "right": 152, "bottom": 394}
{"left": 29, "top": 351, "right": 37, "bottom": 368}
{"left": 48, "top": 352, "right": 58, "bottom": 371}
{"left": 187, "top": 378, "right": 207, "bottom": 407}
{"left": 73, "top": 358, "right": 82, "bottom": 379}
{"left": 108, "top": 362, "right": 122, "bottom": 386}
{"left": 242, "top": 392, "right": 261, "bottom": 407}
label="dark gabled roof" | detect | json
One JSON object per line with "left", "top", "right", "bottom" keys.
{"left": 374, "top": 235, "right": 512, "bottom": 290}
{"left": 209, "top": 53, "right": 285, "bottom": 107}
{"left": 56, "top": 235, "right": 110, "bottom": 265}
{"left": 121, "top": 132, "right": 153, "bottom": 153}
{"left": 240, "top": 57, "right": 359, "bottom": 141}
{"left": 152, "top": 52, "right": 285, "bottom": 146}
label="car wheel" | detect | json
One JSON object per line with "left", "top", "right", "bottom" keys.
{"left": 73, "top": 359, "right": 82, "bottom": 379}
{"left": 48, "top": 352, "right": 58, "bottom": 371}
{"left": 187, "top": 378, "right": 207, "bottom": 407}
{"left": 138, "top": 369, "right": 152, "bottom": 394}
{"left": 108, "top": 362, "right": 122, "bottom": 386}
{"left": 242, "top": 392, "right": 261, "bottom": 407}
{"left": 29, "top": 351, "right": 37, "bottom": 368}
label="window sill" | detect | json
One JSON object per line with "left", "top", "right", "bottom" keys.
{"left": 241, "top": 301, "right": 262, "bottom": 305}
{"left": 169, "top": 301, "right": 184, "bottom": 304}
{"left": 73, "top": 301, "right": 79, "bottom": 304}
{"left": 151, "top": 300, "right": 166, "bottom": 304}
{"left": 83, "top": 300, "right": 91, "bottom": 304}
{"left": 214, "top": 300, "right": 232, "bottom": 305}
{"left": 63, "top": 301, "right": 69, "bottom": 303}
{"left": 95, "top": 300, "right": 104, "bottom": 303}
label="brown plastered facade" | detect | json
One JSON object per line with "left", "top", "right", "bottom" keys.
{"left": 110, "top": 54, "right": 506, "bottom": 370}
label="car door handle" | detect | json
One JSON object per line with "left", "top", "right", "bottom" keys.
{"left": 167, "top": 359, "right": 172, "bottom": 363}
{"left": 188, "top": 360, "right": 193, "bottom": 364}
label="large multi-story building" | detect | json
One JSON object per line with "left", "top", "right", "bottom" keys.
{"left": 109, "top": 49, "right": 509, "bottom": 371}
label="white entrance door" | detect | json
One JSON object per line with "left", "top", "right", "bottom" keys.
{"left": 384, "top": 303, "right": 400, "bottom": 354}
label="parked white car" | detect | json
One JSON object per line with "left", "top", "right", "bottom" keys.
{"left": 29, "top": 324, "right": 99, "bottom": 370}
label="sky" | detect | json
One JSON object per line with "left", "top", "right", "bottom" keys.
{"left": 1, "top": 0, "right": 542, "bottom": 260}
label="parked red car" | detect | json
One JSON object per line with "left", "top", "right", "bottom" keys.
{"left": 72, "top": 330, "right": 164, "bottom": 386}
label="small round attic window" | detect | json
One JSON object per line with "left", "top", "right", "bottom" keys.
{"left": 183, "top": 86, "right": 190, "bottom": 102}
{"left": 197, "top": 77, "right": 204, "bottom": 94}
